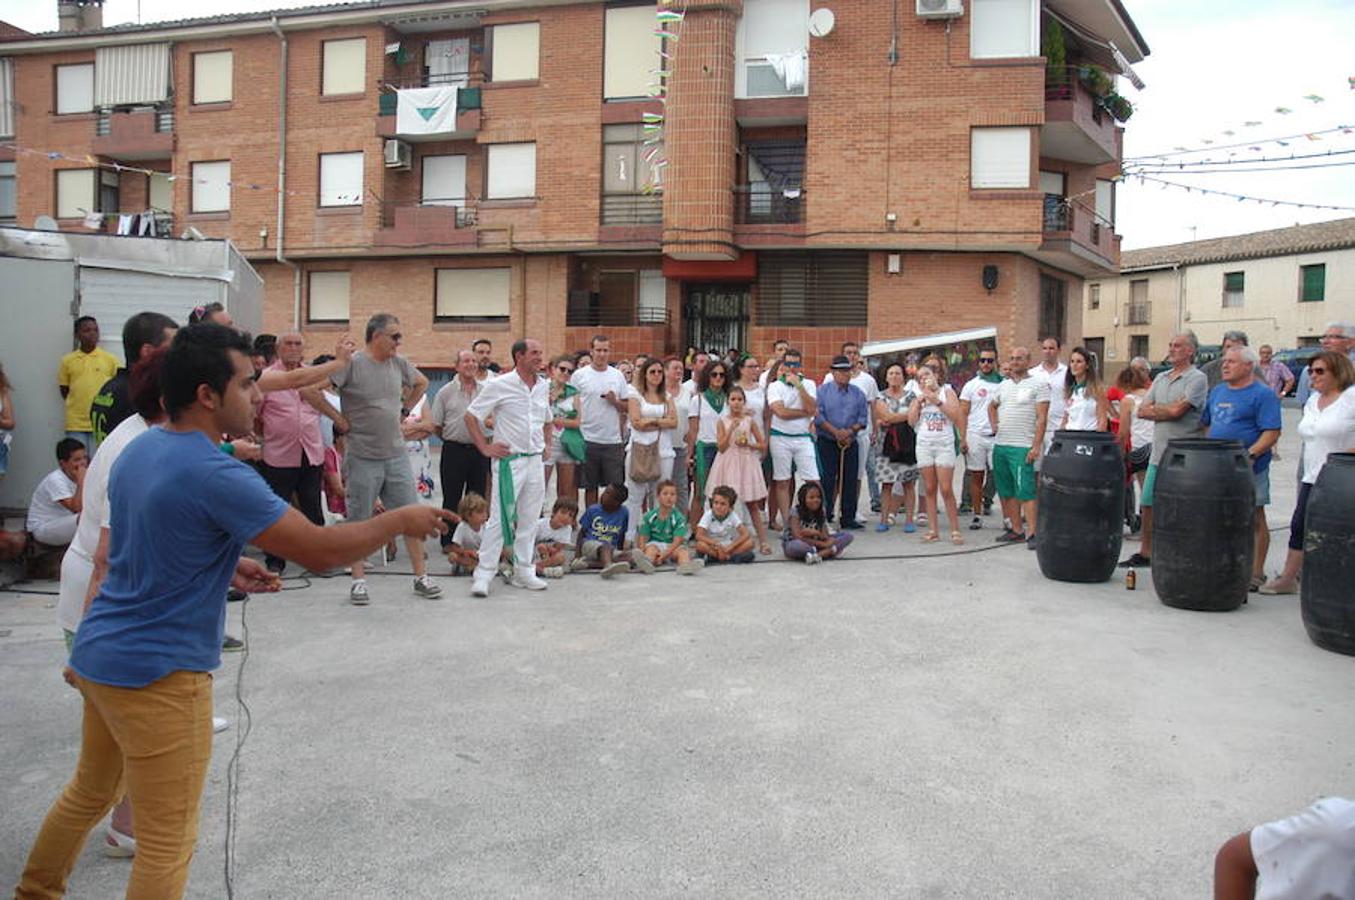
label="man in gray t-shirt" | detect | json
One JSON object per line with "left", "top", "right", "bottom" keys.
{"left": 330, "top": 313, "right": 439, "bottom": 604}
{"left": 1119, "top": 332, "right": 1208, "bottom": 569}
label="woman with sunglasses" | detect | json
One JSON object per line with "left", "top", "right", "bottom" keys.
{"left": 1261, "top": 350, "right": 1355, "bottom": 594}
{"left": 546, "top": 355, "right": 583, "bottom": 502}
{"left": 686, "top": 360, "right": 730, "bottom": 524}
{"left": 625, "top": 358, "right": 677, "bottom": 537}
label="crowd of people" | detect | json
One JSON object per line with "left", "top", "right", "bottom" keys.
{"left": 4, "top": 306, "right": 1354, "bottom": 897}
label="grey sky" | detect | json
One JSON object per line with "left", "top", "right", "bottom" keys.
{"left": 3, "top": 0, "right": 1353, "bottom": 250}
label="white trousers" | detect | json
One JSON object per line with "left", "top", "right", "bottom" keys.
{"left": 475, "top": 456, "right": 546, "bottom": 578}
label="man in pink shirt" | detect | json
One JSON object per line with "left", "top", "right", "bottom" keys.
{"left": 256, "top": 332, "right": 346, "bottom": 573}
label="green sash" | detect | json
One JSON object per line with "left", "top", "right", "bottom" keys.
{"left": 496, "top": 452, "right": 540, "bottom": 563}
{"left": 694, "top": 440, "right": 716, "bottom": 495}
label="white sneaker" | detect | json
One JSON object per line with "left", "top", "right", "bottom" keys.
{"left": 510, "top": 568, "right": 548, "bottom": 591}
{"left": 470, "top": 574, "right": 491, "bottom": 598}
{"left": 568, "top": 557, "right": 591, "bottom": 573}
{"left": 600, "top": 561, "right": 628, "bottom": 579}
{"left": 103, "top": 826, "right": 136, "bottom": 858}
{"left": 804, "top": 550, "right": 820, "bottom": 566}
{"left": 349, "top": 579, "right": 370, "bottom": 606}
{"left": 542, "top": 566, "right": 565, "bottom": 579}
{"left": 212, "top": 716, "right": 230, "bottom": 733}
{"left": 676, "top": 558, "right": 704, "bottom": 576}
{"left": 497, "top": 561, "right": 514, "bottom": 580}
{"left": 633, "top": 554, "right": 656, "bottom": 574}
{"left": 413, "top": 575, "right": 442, "bottom": 598}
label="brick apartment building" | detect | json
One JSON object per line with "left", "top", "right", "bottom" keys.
{"left": 0, "top": 0, "right": 1148, "bottom": 373}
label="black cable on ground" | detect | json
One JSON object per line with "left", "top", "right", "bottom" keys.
{"left": 223, "top": 596, "right": 253, "bottom": 899}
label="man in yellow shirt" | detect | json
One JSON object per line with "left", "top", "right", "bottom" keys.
{"left": 57, "top": 317, "right": 119, "bottom": 453}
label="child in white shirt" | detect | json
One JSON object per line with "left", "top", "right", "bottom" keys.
{"left": 694, "top": 485, "right": 755, "bottom": 564}
{"left": 1214, "top": 796, "right": 1355, "bottom": 899}
{"left": 533, "top": 498, "right": 578, "bottom": 578}
{"left": 447, "top": 493, "right": 489, "bottom": 575}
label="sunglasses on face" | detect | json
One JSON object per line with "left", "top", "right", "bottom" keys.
{"left": 710, "top": 372, "right": 726, "bottom": 379}
{"left": 783, "top": 361, "right": 801, "bottom": 368}
{"left": 1310, "top": 366, "right": 1328, "bottom": 375}
{"left": 388, "top": 333, "right": 403, "bottom": 342}
{"left": 979, "top": 358, "right": 996, "bottom": 364}
{"left": 557, "top": 365, "right": 573, "bottom": 373}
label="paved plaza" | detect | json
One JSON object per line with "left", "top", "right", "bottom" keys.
{"left": 2, "top": 418, "right": 1351, "bottom": 898}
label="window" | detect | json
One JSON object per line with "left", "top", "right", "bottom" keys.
{"left": 99, "top": 169, "right": 119, "bottom": 216}
{"left": 1299, "top": 264, "right": 1326, "bottom": 302}
{"left": 1039, "top": 274, "right": 1067, "bottom": 345}
{"left": 0, "top": 161, "right": 14, "bottom": 222}
{"left": 308, "top": 271, "right": 351, "bottom": 322}
{"left": 1130, "top": 278, "right": 1148, "bottom": 305}
{"left": 736, "top": 0, "right": 809, "bottom": 98}
{"left": 319, "top": 152, "right": 363, "bottom": 208}
{"left": 425, "top": 38, "right": 470, "bottom": 87}
{"left": 755, "top": 251, "right": 867, "bottom": 327}
{"left": 1094, "top": 179, "right": 1114, "bottom": 227}
{"left": 970, "top": 0, "right": 1038, "bottom": 59}
{"left": 56, "top": 168, "right": 96, "bottom": 218}
{"left": 971, "top": 127, "right": 1031, "bottom": 189}
{"left": 193, "top": 51, "right": 233, "bottom": 104}
{"left": 435, "top": 267, "right": 511, "bottom": 322}
{"left": 486, "top": 143, "right": 536, "bottom": 199}
{"left": 148, "top": 171, "right": 172, "bottom": 211}
{"left": 1129, "top": 334, "right": 1149, "bottom": 361}
{"left": 605, "top": 5, "right": 661, "bottom": 99}
{"left": 1126, "top": 280, "right": 1150, "bottom": 325}
{"left": 0, "top": 58, "right": 15, "bottom": 138}
{"left": 321, "top": 38, "right": 367, "bottom": 95}
{"left": 56, "top": 62, "right": 94, "bottom": 114}
{"left": 190, "top": 160, "right": 230, "bottom": 213}
{"left": 1222, "top": 271, "right": 1244, "bottom": 308}
{"left": 488, "top": 23, "right": 540, "bottom": 82}
{"left": 1087, "top": 284, "right": 1100, "bottom": 311}
{"left": 602, "top": 124, "right": 662, "bottom": 224}
{"left": 638, "top": 269, "right": 666, "bottom": 323}
{"left": 421, "top": 154, "right": 466, "bottom": 207}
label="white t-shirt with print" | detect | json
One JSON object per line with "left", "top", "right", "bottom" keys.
{"left": 1250, "top": 796, "right": 1355, "bottom": 900}
{"left": 533, "top": 516, "right": 573, "bottom": 546}
{"left": 959, "top": 376, "right": 999, "bottom": 438}
{"left": 570, "top": 365, "right": 630, "bottom": 445}
{"left": 915, "top": 385, "right": 958, "bottom": 449}
{"left": 698, "top": 507, "right": 744, "bottom": 545}
{"left": 451, "top": 520, "right": 483, "bottom": 551}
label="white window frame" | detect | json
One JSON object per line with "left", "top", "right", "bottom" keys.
{"left": 604, "top": 5, "right": 660, "bottom": 100}
{"left": 970, "top": 127, "right": 1031, "bottom": 189}
{"left": 488, "top": 23, "right": 540, "bottom": 82}
{"left": 190, "top": 160, "right": 231, "bottom": 214}
{"left": 56, "top": 168, "right": 97, "bottom": 218}
{"left": 435, "top": 267, "right": 512, "bottom": 321}
{"left": 55, "top": 62, "right": 94, "bottom": 115}
{"left": 192, "top": 50, "right": 233, "bottom": 105}
{"left": 970, "top": 0, "right": 1039, "bottom": 59}
{"left": 321, "top": 37, "right": 367, "bottom": 96}
{"left": 319, "top": 151, "right": 364, "bottom": 208}
{"left": 308, "top": 271, "right": 351, "bottom": 323}
{"left": 486, "top": 143, "right": 537, "bottom": 200}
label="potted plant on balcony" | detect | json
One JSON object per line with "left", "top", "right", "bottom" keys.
{"left": 1101, "top": 92, "right": 1134, "bottom": 122}
{"left": 1043, "top": 20, "right": 1069, "bottom": 96}
{"left": 1078, "top": 65, "right": 1114, "bottom": 100}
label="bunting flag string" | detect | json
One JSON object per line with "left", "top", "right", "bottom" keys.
{"left": 1131, "top": 174, "right": 1355, "bottom": 213}
{"left": 638, "top": 0, "right": 687, "bottom": 195}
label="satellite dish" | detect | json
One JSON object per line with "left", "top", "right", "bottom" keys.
{"left": 808, "top": 7, "right": 835, "bottom": 37}
{"left": 34, "top": 215, "right": 59, "bottom": 231}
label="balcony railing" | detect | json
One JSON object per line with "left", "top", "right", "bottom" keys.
{"left": 95, "top": 105, "right": 173, "bottom": 136}
{"left": 379, "top": 198, "right": 476, "bottom": 230}
{"left": 566, "top": 299, "right": 670, "bottom": 327}
{"left": 377, "top": 75, "right": 484, "bottom": 117}
{"left": 1043, "top": 193, "right": 1071, "bottom": 231}
{"left": 734, "top": 184, "right": 803, "bottom": 225}
{"left": 1123, "top": 301, "right": 1151, "bottom": 326}
{"left": 601, "top": 193, "right": 662, "bottom": 226}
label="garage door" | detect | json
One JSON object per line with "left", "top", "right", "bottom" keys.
{"left": 78, "top": 266, "right": 222, "bottom": 363}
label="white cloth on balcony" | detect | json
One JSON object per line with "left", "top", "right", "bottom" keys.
{"left": 765, "top": 51, "right": 806, "bottom": 92}
{"left": 395, "top": 85, "right": 459, "bottom": 137}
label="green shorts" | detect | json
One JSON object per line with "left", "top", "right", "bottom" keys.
{"left": 1141, "top": 463, "right": 1158, "bottom": 507}
{"left": 993, "top": 444, "right": 1037, "bottom": 502}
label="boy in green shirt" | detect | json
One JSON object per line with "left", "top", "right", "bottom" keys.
{"left": 636, "top": 480, "right": 703, "bottom": 575}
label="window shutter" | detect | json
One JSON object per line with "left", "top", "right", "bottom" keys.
{"left": 1300, "top": 264, "right": 1325, "bottom": 302}
{"left": 319, "top": 152, "right": 364, "bottom": 207}
{"left": 487, "top": 143, "right": 536, "bottom": 199}
{"left": 970, "top": 0, "right": 1037, "bottom": 58}
{"left": 436, "top": 268, "right": 512, "bottom": 320}
{"left": 95, "top": 44, "right": 171, "bottom": 107}
{"left": 308, "top": 271, "right": 351, "bottom": 322}
{"left": 489, "top": 23, "right": 540, "bottom": 81}
{"left": 193, "top": 51, "right": 233, "bottom": 104}
{"left": 0, "top": 59, "right": 14, "bottom": 137}
{"left": 191, "top": 160, "right": 230, "bottom": 213}
{"left": 56, "top": 169, "right": 96, "bottom": 218}
{"left": 322, "top": 38, "right": 367, "bottom": 95}
{"left": 149, "top": 172, "right": 172, "bottom": 211}
{"left": 971, "top": 128, "right": 1031, "bottom": 189}
{"left": 605, "top": 5, "right": 660, "bottom": 99}
{"left": 638, "top": 269, "right": 667, "bottom": 323}
{"left": 740, "top": 0, "right": 808, "bottom": 58}
{"left": 1094, "top": 179, "right": 1114, "bottom": 225}
{"left": 755, "top": 251, "right": 867, "bottom": 327}
{"left": 56, "top": 63, "right": 95, "bottom": 115}
{"left": 421, "top": 154, "right": 466, "bottom": 207}
{"left": 1224, "top": 272, "right": 1244, "bottom": 292}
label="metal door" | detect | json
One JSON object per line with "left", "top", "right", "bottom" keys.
{"left": 684, "top": 284, "right": 749, "bottom": 355}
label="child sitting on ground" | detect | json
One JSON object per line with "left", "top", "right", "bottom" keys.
{"left": 573, "top": 483, "right": 636, "bottom": 578}
{"left": 1214, "top": 796, "right": 1355, "bottom": 899}
{"left": 533, "top": 498, "right": 578, "bottom": 578}
{"left": 783, "top": 482, "right": 853, "bottom": 564}
{"left": 447, "top": 493, "right": 490, "bottom": 575}
{"left": 636, "top": 480, "right": 703, "bottom": 576}
{"left": 694, "top": 485, "right": 755, "bottom": 564}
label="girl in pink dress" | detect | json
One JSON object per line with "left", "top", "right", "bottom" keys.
{"left": 707, "top": 386, "right": 772, "bottom": 554}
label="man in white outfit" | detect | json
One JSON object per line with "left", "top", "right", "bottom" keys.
{"left": 465, "top": 338, "right": 552, "bottom": 597}
{"left": 1033, "top": 336, "right": 1068, "bottom": 460}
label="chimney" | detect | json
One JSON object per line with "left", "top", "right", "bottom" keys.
{"left": 57, "top": 0, "right": 103, "bottom": 33}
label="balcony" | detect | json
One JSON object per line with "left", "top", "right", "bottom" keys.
{"left": 1035, "top": 193, "right": 1119, "bottom": 277}
{"left": 91, "top": 107, "right": 174, "bottom": 161}
{"left": 735, "top": 184, "right": 802, "bottom": 225}
{"left": 376, "top": 77, "right": 482, "bottom": 142}
{"left": 1123, "top": 301, "right": 1151, "bottom": 326}
{"left": 374, "top": 199, "right": 478, "bottom": 248}
{"left": 1040, "top": 67, "right": 1120, "bottom": 166}
{"left": 601, "top": 194, "right": 662, "bottom": 226}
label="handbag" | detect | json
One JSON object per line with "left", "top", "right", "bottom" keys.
{"left": 629, "top": 439, "right": 661, "bottom": 482}
{"left": 880, "top": 393, "right": 917, "bottom": 465}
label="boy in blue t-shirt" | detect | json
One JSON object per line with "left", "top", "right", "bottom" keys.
{"left": 1200, "top": 350, "right": 1283, "bottom": 590}
{"left": 573, "top": 483, "right": 636, "bottom": 578}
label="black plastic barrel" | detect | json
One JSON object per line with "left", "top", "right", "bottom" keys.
{"left": 1301, "top": 452, "right": 1355, "bottom": 655}
{"left": 1151, "top": 438, "right": 1254, "bottom": 611}
{"left": 1036, "top": 430, "right": 1125, "bottom": 583}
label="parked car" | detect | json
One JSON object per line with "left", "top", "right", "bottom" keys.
{"left": 1149, "top": 344, "right": 1221, "bottom": 380}
{"left": 1273, "top": 347, "right": 1320, "bottom": 395}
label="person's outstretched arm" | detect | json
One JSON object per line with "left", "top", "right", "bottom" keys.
{"left": 1213, "top": 831, "right": 1257, "bottom": 900}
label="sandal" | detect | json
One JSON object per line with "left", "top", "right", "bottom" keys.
{"left": 759, "top": 542, "right": 772, "bottom": 556}
{"left": 921, "top": 531, "right": 940, "bottom": 543}
{"left": 950, "top": 531, "right": 964, "bottom": 545}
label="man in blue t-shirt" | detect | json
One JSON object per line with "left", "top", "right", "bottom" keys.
{"left": 1201, "top": 346, "right": 1282, "bottom": 592}
{"left": 574, "top": 482, "right": 635, "bottom": 578}
{"left": 16, "top": 324, "right": 452, "bottom": 899}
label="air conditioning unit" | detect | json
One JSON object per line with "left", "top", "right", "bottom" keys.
{"left": 916, "top": 0, "right": 963, "bottom": 19}
{"left": 383, "top": 139, "right": 412, "bottom": 170}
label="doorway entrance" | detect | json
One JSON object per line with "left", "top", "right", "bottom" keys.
{"left": 684, "top": 284, "right": 750, "bottom": 355}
